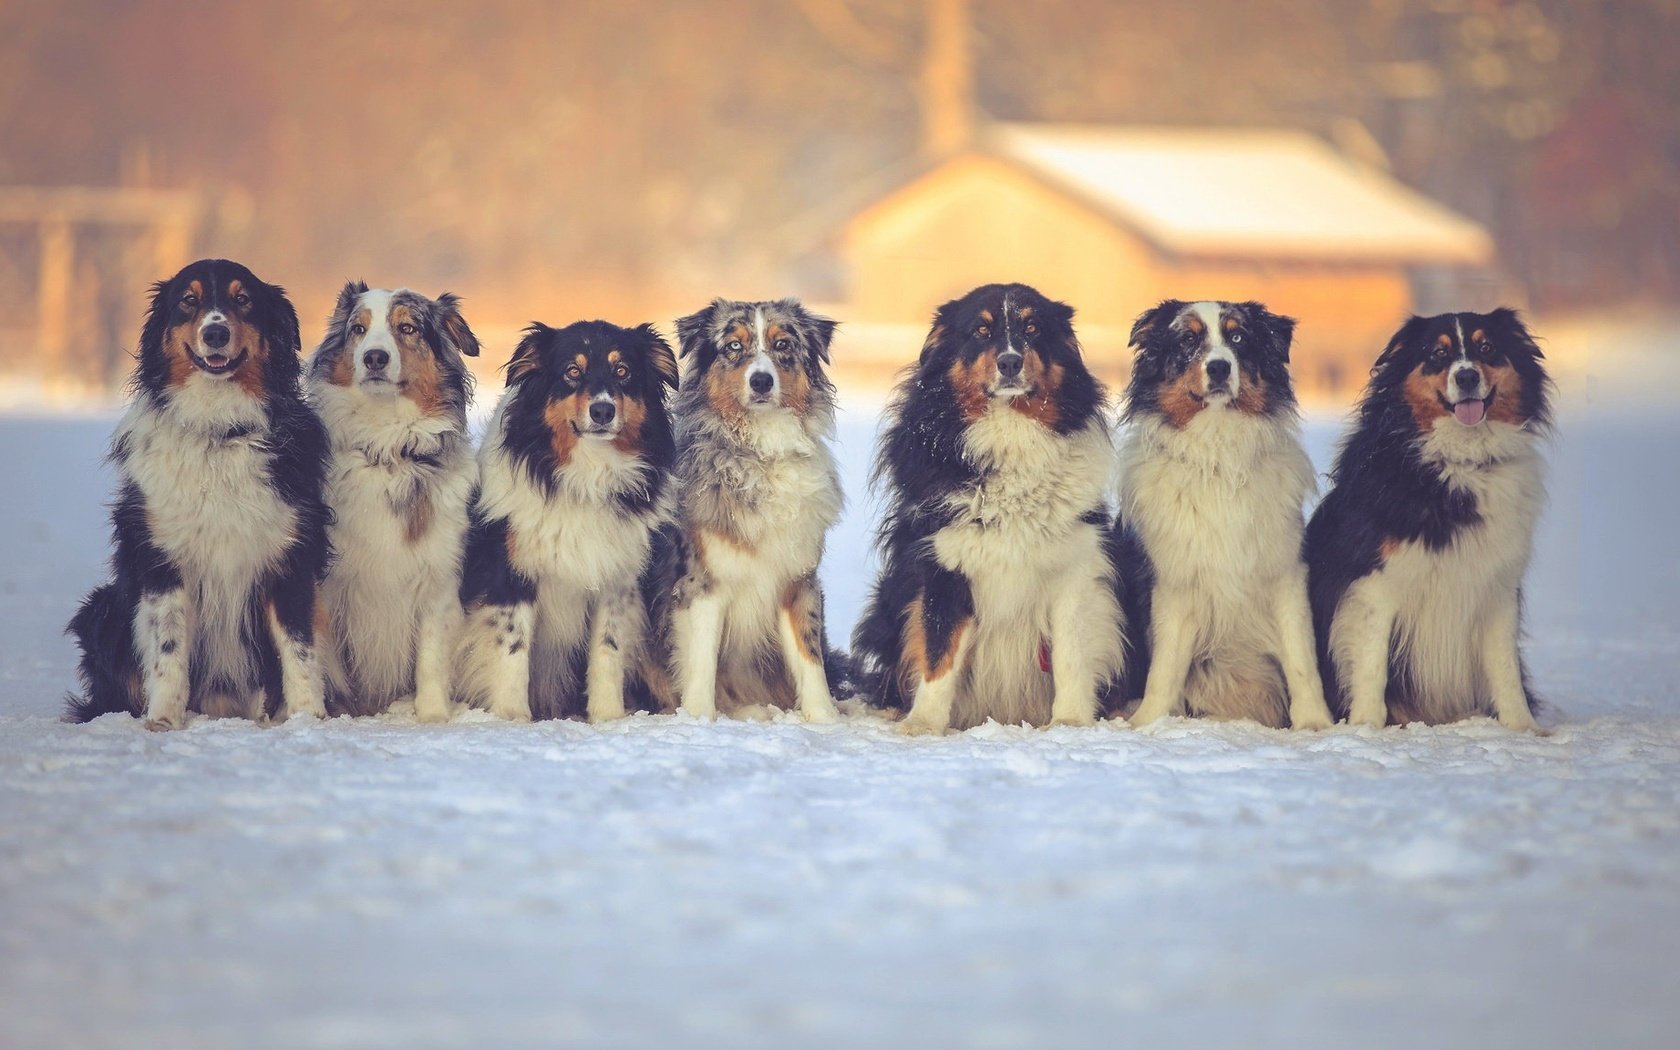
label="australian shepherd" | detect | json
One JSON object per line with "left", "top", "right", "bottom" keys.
{"left": 67, "top": 259, "right": 330, "bottom": 728}
{"left": 1118, "top": 299, "right": 1332, "bottom": 729}
{"left": 1306, "top": 309, "right": 1552, "bottom": 729}
{"left": 307, "top": 282, "right": 481, "bottom": 721}
{"left": 660, "top": 298, "right": 845, "bottom": 723}
{"left": 456, "top": 320, "right": 679, "bottom": 722}
{"left": 852, "top": 283, "right": 1126, "bottom": 734}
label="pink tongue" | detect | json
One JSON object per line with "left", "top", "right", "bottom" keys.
{"left": 1454, "top": 399, "right": 1486, "bottom": 426}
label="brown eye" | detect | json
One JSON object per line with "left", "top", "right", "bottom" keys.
{"left": 180, "top": 294, "right": 199, "bottom": 308}
{"left": 975, "top": 325, "right": 990, "bottom": 338}
{"left": 613, "top": 363, "right": 630, "bottom": 380}
{"left": 565, "top": 365, "right": 583, "bottom": 381}
{"left": 398, "top": 322, "right": 418, "bottom": 337}
{"left": 233, "top": 292, "right": 251, "bottom": 308}
{"left": 1024, "top": 321, "right": 1037, "bottom": 335}
{"left": 350, "top": 323, "right": 367, "bottom": 336}
{"left": 773, "top": 338, "right": 791, "bottom": 353}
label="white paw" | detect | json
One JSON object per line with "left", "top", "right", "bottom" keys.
{"left": 1049, "top": 709, "right": 1096, "bottom": 728}
{"left": 1289, "top": 705, "right": 1333, "bottom": 731}
{"left": 415, "top": 696, "right": 452, "bottom": 724}
{"left": 144, "top": 715, "right": 180, "bottom": 732}
{"left": 488, "top": 700, "right": 532, "bottom": 723}
{"left": 587, "top": 703, "right": 627, "bottom": 725}
{"left": 1346, "top": 705, "right": 1387, "bottom": 728}
{"left": 1499, "top": 712, "right": 1542, "bottom": 733}
{"left": 801, "top": 698, "right": 841, "bottom": 725}
{"left": 896, "top": 713, "right": 948, "bottom": 737}
{"left": 680, "top": 698, "right": 718, "bottom": 721}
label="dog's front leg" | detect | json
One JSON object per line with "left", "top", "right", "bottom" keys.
{"left": 136, "top": 585, "right": 193, "bottom": 731}
{"left": 266, "top": 580, "right": 326, "bottom": 722}
{"left": 898, "top": 566, "right": 975, "bottom": 736}
{"left": 413, "top": 587, "right": 462, "bottom": 723}
{"left": 1273, "top": 565, "right": 1333, "bottom": 729}
{"left": 1047, "top": 571, "right": 1114, "bottom": 727}
{"left": 586, "top": 587, "right": 639, "bottom": 724}
{"left": 673, "top": 582, "right": 724, "bottom": 719}
{"left": 479, "top": 603, "right": 535, "bottom": 722}
{"left": 1481, "top": 589, "right": 1539, "bottom": 731}
{"left": 1130, "top": 589, "right": 1195, "bottom": 726}
{"left": 1331, "top": 575, "right": 1395, "bottom": 728}
{"left": 777, "top": 573, "right": 840, "bottom": 724}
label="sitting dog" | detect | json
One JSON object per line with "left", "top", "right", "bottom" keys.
{"left": 67, "top": 259, "right": 329, "bottom": 728}
{"left": 852, "top": 283, "right": 1126, "bottom": 734}
{"left": 307, "top": 282, "right": 480, "bottom": 721}
{"left": 1118, "top": 299, "right": 1332, "bottom": 729}
{"left": 661, "top": 298, "right": 845, "bottom": 723}
{"left": 457, "top": 320, "right": 679, "bottom": 721}
{"left": 1306, "top": 309, "right": 1552, "bottom": 729}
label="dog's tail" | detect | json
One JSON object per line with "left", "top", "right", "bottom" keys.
{"left": 65, "top": 582, "right": 144, "bottom": 722}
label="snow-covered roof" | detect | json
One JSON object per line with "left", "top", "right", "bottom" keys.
{"left": 985, "top": 123, "right": 1494, "bottom": 265}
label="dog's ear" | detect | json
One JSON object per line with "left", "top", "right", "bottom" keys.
{"left": 1372, "top": 316, "right": 1427, "bottom": 375}
{"left": 1129, "top": 300, "right": 1182, "bottom": 348}
{"left": 1485, "top": 306, "right": 1544, "bottom": 361}
{"left": 506, "top": 323, "right": 552, "bottom": 382}
{"left": 259, "top": 278, "right": 302, "bottom": 360}
{"left": 433, "top": 292, "right": 481, "bottom": 358}
{"left": 1037, "top": 296, "right": 1081, "bottom": 357}
{"left": 332, "top": 279, "right": 367, "bottom": 322}
{"left": 1242, "top": 302, "right": 1296, "bottom": 363}
{"left": 798, "top": 304, "right": 838, "bottom": 365}
{"left": 138, "top": 277, "right": 175, "bottom": 363}
{"left": 637, "top": 323, "right": 679, "bottom": 390}
{"left": 675, "top": 300, "right": 723, "bottom": 360}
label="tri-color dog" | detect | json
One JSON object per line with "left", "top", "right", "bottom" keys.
{"left": 661, "top": 298, "right": 846, "bottom": 723}
{"left": 457, "top": 320, "right": 679, "bottom": 722}
{"left": 308, "top": 283, "right": 480, "bottom": 721}
{"left": 1307, "top": 309, "right": 1551, "bottom": 729}
{"left": 68, "top": 259, "right": 330, "bottom": 728}
{"left": 853, "top": 283, "right": 1126, "bottom": 733}
{"left": 1117, "top": 299, "right": 1332, "bottom": 729}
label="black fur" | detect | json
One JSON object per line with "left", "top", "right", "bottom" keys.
{"left": 1123, "top": 298, "right": 1297, "bottom": 421}
{"left": 67, "top": 259, "right": 330, "bottom": 723}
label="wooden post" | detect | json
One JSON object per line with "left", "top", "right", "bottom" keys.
{"left": 36, "top": 213, "right": 74, "bottom": 384}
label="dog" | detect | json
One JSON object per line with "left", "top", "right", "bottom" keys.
{"left": 660, "top": 297, "right": 845, "bottom": 723}
{"left": 1306, "top": 309, "right": 1551, "bottom": 729}
{"left": 307, "top": 283, "right": 480, "bottom": 721}
{"left": 1117, "top": 299, "right": 1332, "bottom": 730}
{"left": 456, "top": 320, "right": 679, "bottom": 722}
{"left": 852, "top": 283, "right": 1126, "bottom": 734}
{"left": 67, "top": 259, "right": 330, "bottom": 728}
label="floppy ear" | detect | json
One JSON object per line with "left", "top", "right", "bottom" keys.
{"left": 1487, "top": 306, "right": 1544, "bottom": 361}
{"left": 1372, "top": 316, "right": 1426, "bottom": 375}
{"left": 1129, "top": 300, "right": 1182, "bottom": 348}
{"left": 332, "top": 279, "right": 367, "bottom": 321}
{"left": 434, "top": 292, "right": 481, "bottom": 358}
{"left": 506, "top": 323, "right": 552, "bottom": 382}
{"left": 637, "top": 323, "right": 679, "bottom": 389}
{"left": 917, "top": 321, "right": 949, "bottom": 368}
{"left": 1245, "top": 302, "right": 1296, "bottom": 362}
{"left": 138, "top": 278, "right": 174, "bottom": 361}
{"left": 1039, "top": 297, "right": 1081, "bottom": 356}
{"left": 675, "top": 300, "right": 722, "bottom": 359}
{"left": 261, "top": 280, "right": 302, "bottom": 359}
{"left": 802, "top": 308, "right": 838, "bottom": 365}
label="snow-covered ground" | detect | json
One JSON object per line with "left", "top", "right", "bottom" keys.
{"left": 1, "top": 323, "right": 1677, "bottom": 1048}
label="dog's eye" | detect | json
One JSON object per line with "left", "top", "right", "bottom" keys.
{"left": 565, "top": 364, "right": 584, "bottom": 382}
{"left": 728, "top": 340, "right": 744, "bottom": 353}
{"left": 350, "top": 323, "right": 367, "bottom": 336}
{"left": 233, "top": 292, "right": 251, "bottom": 308}
{"left": 1479, "top": 343, "right": 1501, "bottom": 361}
{"left": 180, "top": 294, "right": 198, "bottom": 309}
{"left": 1228, "top": 330, "right": 1244, "bottom": 345}
{"left": 398, "top": 322, "right": 418, "bottom": 337}
{"left": 613, "top": 363, "right": 630, "bottom": 380}
{"left": 1024, "top": 321, "right": 1037, "bottom": 336}
{"left": 974, "top": 325, "right": 990, "bottom": 338}
{"left": 773, "top": 338, "right": 791, "bottom": 353}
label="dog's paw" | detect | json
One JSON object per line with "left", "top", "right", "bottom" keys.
{"left": 1345, "top": 705, "right": 1387, "bottom": 729}
{"left": 1498, "top": 712, "right": 1543, "bottom": 734}
{"left": 415, "top": 698, "right": 452, "bottom": 724}
{"left": 143, "top": 715, "right": 180, "bottom": 732}
{"left": 896, "top": 714, "right": 948, "bottom": 737}
{"left": 1048, "top": 710, "right": 1096, "bottom": 728}
{"left": 1289, "top": 706, "right": 1333, "bottom": 731}
{"left": 488, "top": 702, "right": 532, "bottom": 723}
{"left": 801, "top": 699, "right": 841, "bottom": 725}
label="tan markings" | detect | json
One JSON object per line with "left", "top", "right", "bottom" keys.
{"left": 1470, "top": 329, "right": 1486, "bottom": 344}
{"left": 1233, "top": 367, "right": 1270, "bottom": 415}
{"left": 1017, "top": 305, "right": 1034, "bottom": 320}
{"left": 899, "top": 595, "right": 970, "bottom": 689}
{"left": 919, "top": 324, "right": 947, "bottom": 363}
{"left": 1379, "top": 537, "right": 1405, "bottom": 561}
{"left": 507, "top": 345, "right": 541, "bottom": 381}
{"left": 979, "top": 309, "right": 994, "bottom": 325}
{"left": 164, "top": 333, "right": 195, "bottom": 388}
{"left": 779, "top": 358, "right": 813, "bottom": 417}
{"left": 1485, "top": 361, "right": 1526, "bottom": 425}
{"left": 726, "top": 322, "right": 753, "bottom": 350}
{"left": 611, "top": 393, "right": 647, "bottom": 454}
{"left": 648, "top": 338, "right": 678, "bottom": 386}
{"left": 607, "top": 348, "right": 622, "bottom": 365}
{"left": 1186, "top": 314, "right": 1205, "bottom": 336}
{"left": 1157, "top": 369, "right": 1206, "bottom": 428}
{"left": 544, "top": 393, "right": 584, "bottom": 467}
{"left": 403, "top": 494, "right": 433, "bottom": 544}
{"left": 1403, "top": 364, "right": 1452, "bottom": 431}
{"left": 1008, "top": 354, "right": 1062, "bottom": 429}
{"left": 390, "top": 303, "right": 445, "bottom": 415}
{"left": 328, "top": 309, "right": 363, "bottom": 386}
{"left": 1436, "top": 333, "right": 1454, "bottom": 351}
{"left": 780, "top": 577, "right": 821, "bottom": 665}
{"left": 704, "top": 358, "right": 749, "bottom": 427}
{"left": 1223, "top": 315, "right": 1240, "bottom": 333}
{"left": 505, "top": 527, "right": 519, "bottom": 564}
{"left": 947, "top": 354, "right": 992, "bottom": 423}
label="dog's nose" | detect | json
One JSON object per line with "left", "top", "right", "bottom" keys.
{"left": 363, "top": 348, "right": 389, "bottom": 371}
{"left": 1454, "top": 366, "right": 1481, "bottom": 391}
{"left": 589, "top": 400, "right": 616, "bottom": 426}
{"left": 997, "top": 352, "right": 1024, "bottom": 380}
{"left": 749, "top": 371, "right": 775, "bottom": 395}
{"left": 202, "top": 323, "right": 231, "bottom": 350}
{"left": 1206, "top": 358, "right": 1232, "bottom": 385}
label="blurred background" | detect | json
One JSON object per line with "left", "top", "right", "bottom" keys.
{"left": 0, "top": 0, "right": 1677, "bottom": 400}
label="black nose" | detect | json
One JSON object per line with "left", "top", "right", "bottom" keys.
{"left": 1206, "top": 358, "right": 1232, "bottom": 384}
{"left": 997, "top": 352, "right": 1024, "bottom": 379}
{"left": 1454, "top": 366, "right": 1481, "bottom": 390}
{"left": 749, "top": 371, "right": 775, "bottom": 395}
{"left": 202, "top": 323, "right": 230, "bottom": 350}
{"left": 589, "top": 400, "right": 616, "bottom": 426}
{"left": 363, "top": 348, "right": 389, "bottom": 371}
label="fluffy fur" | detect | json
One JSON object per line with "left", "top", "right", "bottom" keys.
{"left": 308, "top": 283, "right": 481, "bottom": 720}
{"left": 660, "top": 298, "right": 846, "bottom": 723}
{"left": 457, "top": 320, "right": 679, "bottom": 722}
{"left": 853, "top": 283, "right": 1126, "bottom": 734}
{"left": 1306, "top": 309, "right": 1552, "bottom": 729}
{"left": 1118, "top": 299, "right": 1332, "bottom": 729}
{"left": 67, "top": 259, "right": 330, "bottom": 728}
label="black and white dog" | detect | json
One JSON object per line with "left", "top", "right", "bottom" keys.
{"left": 68, "top": 259, "right": 330, "bottom": 728}
{"left": 308, "top": 283, "right": 480, "bottom": 721}
{"left": 661, "top": 298, "right": 845, "bottom": 723}
{"left": 1118, "top": 299, "right": 1332, "bottom": 729}
{"left": 853, "top": 283, "right": 1126, "bottom": 734}
{"left": 457, "top": 320, "right": 679, "bottom": 721}
{"left": 1307, "top": 309, "right": 1552, "bottom": 729}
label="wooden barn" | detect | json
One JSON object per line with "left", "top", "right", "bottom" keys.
{"left": 838, "top": 124, "right": 1497, "bottom": 397}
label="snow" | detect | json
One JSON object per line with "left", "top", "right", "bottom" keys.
{"left": 2, "top": 334, "right": 1678, "bottom": 1048}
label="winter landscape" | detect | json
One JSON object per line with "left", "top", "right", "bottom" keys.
{"left": 0, "top": 317, "right": 1674, "bottom": 1048}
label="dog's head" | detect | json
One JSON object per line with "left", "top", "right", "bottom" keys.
{"left": 502, "top": 319, "right": 678, "bottom": 475}
{"left": 310, "top": 282, "right": 479, "bottom": 420}
{"left": 138, "top": 258, "right": 301, "bottom": 400}
{"left": 1125, "top": 299, "right": 1297, "bottom": 425}
{"left": 1370, "top": 309, "right": 1550, "bottom": 433}
{"left": 917, "top": 283, "right": 1098, "bottom": 429}
{"left": 674, "top": 298, "right": 836, "bottom": 425}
